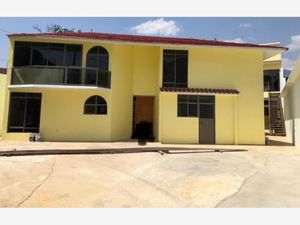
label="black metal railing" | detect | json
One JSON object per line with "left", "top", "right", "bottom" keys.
{"left": 11, "top": 66, "right": 111, "bottom": 88}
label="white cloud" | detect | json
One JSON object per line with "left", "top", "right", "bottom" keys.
{"left": 223, "top": 37, "right": 245, "bottom": 43}
{"left": 287, "top": 34, "right": 300, "bottom": 51}
{"left": 239, "top": 23, "right": 253, "bottom": 28}
{"left": 282, "top": 58, "right": 296, "bottom": 70}
{"left": 131, "top": 18, "right": 180, "bottom": 36}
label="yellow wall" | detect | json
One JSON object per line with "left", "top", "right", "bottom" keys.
{"left": 0, "top": 74, "right": 7, "bottom": 136}
{"left": 159, "top": 47, "right": 265, "bottom": 144}
{"left": 159, "top": 93, "right": 198, "bottom": 144}
{"left": 215, "top": 95, "right": 235, "bottom": 144}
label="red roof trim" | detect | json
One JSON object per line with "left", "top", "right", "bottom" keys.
{"left": 8, "top": 32, "right": 288, "bottom": 51}
{"left": 160, "top": 87, "right": 239, "bottom": 95}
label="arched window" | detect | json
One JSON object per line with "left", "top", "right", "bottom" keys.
{"left": 86, "top": 46, "right": 109, "bottom": 70}
{"left": 84, "top": 95, "right": 107, "bottom": 115}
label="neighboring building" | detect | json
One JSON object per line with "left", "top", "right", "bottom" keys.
{"left": 281, "top": 56, "right": 300, "bottom": 147}
{"left": 263, "top": 43, "right": 286, "bottom": 135}
{"left": 0, "top": 32, "right": 287, "bottom": 144}
{"left": 0, "top": 68, "right": 7, "bottom": 137}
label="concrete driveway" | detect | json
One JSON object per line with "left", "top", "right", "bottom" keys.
{"left": 0, "top": 140, "right": 300, "bottom": 207}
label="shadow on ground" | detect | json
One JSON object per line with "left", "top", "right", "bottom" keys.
{"left": 0, "top": 147, "right": 248, "bottom": 157}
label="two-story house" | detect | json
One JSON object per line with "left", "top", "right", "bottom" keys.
{"left": 0, "top": 32, "right": 287, "bottom": 144}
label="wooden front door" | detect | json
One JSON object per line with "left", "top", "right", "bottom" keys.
{"left": 199, "top": 96, "right": 215, "bottom": 144}
{"left": 132, "top": 96, "right": 154, "bottom": 138}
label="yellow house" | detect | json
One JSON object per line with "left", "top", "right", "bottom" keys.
{"left": 0, "top": 68, "right": 7, "bottom": 137}
{"left": 0, "top": 32, "right": 287, "bottom": 144}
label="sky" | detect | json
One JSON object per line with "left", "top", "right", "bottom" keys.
{"left": 0, "top": 17, "right": 300, "bottom": 69}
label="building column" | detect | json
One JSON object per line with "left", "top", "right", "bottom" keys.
{"left": 234, "top": 95, "right": 239, "bottom": 145}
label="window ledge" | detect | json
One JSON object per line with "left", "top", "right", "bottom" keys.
{"left": 8, "top": 84, "right": 111, "bottom": 91}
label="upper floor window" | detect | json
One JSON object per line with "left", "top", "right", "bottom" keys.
{"left": 163, "top": 50, "right": 188, "bottom": 88}
{"left": 84, "top": 95, "right": 107, "bottom": 115}
{"left": 13, "top": 41, "right": 82, "bottom": 67}
{"left": 86, "top": 46, "right": 109, "bottom": 70}
{"left": 264, "top": 69, "right": 280, "bottom": 92}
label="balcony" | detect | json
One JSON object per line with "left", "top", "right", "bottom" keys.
{"left": 11, "top": 66, "right": 111, "bottom": 89}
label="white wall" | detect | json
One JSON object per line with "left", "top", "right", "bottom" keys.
{"left": 283, "top": 75, "right": 300, "bottom": 147}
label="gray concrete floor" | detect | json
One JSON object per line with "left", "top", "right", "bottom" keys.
{"left": 0, "top": 136, "right": 299, "bottom": 208}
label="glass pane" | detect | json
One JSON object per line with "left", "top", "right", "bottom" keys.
{"left": 67, "top": 69, "right": 81, "bottom": 85}
{"left": 8, "top": 96, "right": 26, "bottom": 129}
{"left": 177, "top": 103, "right": 187, "bottom": 117}
{"left": 176, "top": 54, "right": 188, "bottom": 84}
{"left": 32, "top": 43, "right": 48, "bottom": 65}
{"left": 188, "top": 103, "right": 197, "bottom": 117}
{"left": 85, "top": 69, "right": 97, "bottom": 85}
{"left": 13, "top": 46, "right": 31, "bottom": 66}
{"left": 96, "top": 96, "right": 106, "bottom": 104}
{"left": 188, "top": 95, "right": 197, "bottom": 103}
{"left": 178, "top": 95, "right": 187, "bottom": 103}
{"left": 199, "top": 104, "right": 214, "bottom": 119}
{"left": 99, "top": 55, "right": 109, "bottom": 70}
{"left": 87, "top": 47, "right": 98, "bottom": 68}
{"left": 163, "top": 54, "right": 175, "bottom": 83}
{"left": 84, "top": 105, "right": 96, "bottom": 114}
{"left": 86, "top": 96, "right": 96, "bottom": 104}
{"left": 96, "top": 105, "right": 107, "bottom": 114}
{"left": 199, "top": 96, "right": 215, "bottom": 103}
{"left": 66, "top": 45, "right": 82, "bottom": 66}
{"left": 98, "top": 70, "right": 110, "bottom": 88}
{"left": 47, "top": 44, "right": 64, "bottom": 66}
{"left": 24, "top": 96, "right": 41, "bottom": 130}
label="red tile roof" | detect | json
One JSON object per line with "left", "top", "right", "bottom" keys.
{"left": 8, "top": 32, "right": 288, "bottom": 51}
{"left": 160, "top": 87, "right": 239, "bottom": 95}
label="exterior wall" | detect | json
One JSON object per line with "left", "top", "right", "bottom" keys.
{"left": 187, "top": 47, "right": 264, "bottom": 144}
{"left": 159, "top": 93, "right": 198, "bottom": 144}
{"left": 3, "top": 36, "right": 268, "bottom": 145}
{"left": 2, "top": 88, "right": 111, "bottom": 141}
{"left": 0, "top": 74, "right": 7, "bottom": 136}
{"left": 283, "top": 76, "right": 300, "bottom": 146}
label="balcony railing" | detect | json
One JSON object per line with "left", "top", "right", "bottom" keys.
{"left": 11, "top": 66, "right": 111, "bottom": 89}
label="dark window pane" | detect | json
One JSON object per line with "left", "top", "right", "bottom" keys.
{"left": 66, "top": 45, "right": 82, "bottom": 66}
{"left": 8, "top": 97, "right": 26, "bottom": 128}
{"left": 84, "top": 105, "right": 96, "bottom": 114}
{"left": 178, "top": 103, "right": 187, "bottom": 117}
{"left": 99, "top": 55, "right": 109, "bottom": 70}
{"left": 67, "top": 69, "right": 81, "bottom": 85}
{"left": 188, "top": 95, "right": 197, "bottom": 103}
{"left": 200, "top": 104, "right": 214, "bottom": 119}
{"left": 96, "top": 96, "right": 106, "bottom": 104}
{"left": 13, "top": 46, "right": 31, "bottom": 66}
{"left": 47, "top": 44, "right": 64, "bottom": 66}
{"left": 87, "top": 47, "right": 98, "bottom": 68}
{"left": 25, "top": 97, "right": 41, "bottom": 129}
{"left": 163, "top": 54, "right": 175, "bottom": 84}
{"left": 85, "top": 69, "right": 97, "bottom": 85}
{"left": 8, "top": 92, "right": 41, "bottom": 133}
{"left": 199, "top": 96, "right": 214, "bottom": 103}
{"left": 98, "top": 70, "right": 110, "bottom": 87}
{"left": 32, "top": 43, "right": 48, "bottom": 65}
{"left": 264, "top": 107, "right": 269, "bottom": 116}
{"left": 86, "top": 96, "right": 96, "bottom": 104}
{"left": 188, "top": 104, "right": 197, "bottom": 117}
{"left": 96, "top": 105, "right": 107, "bottom": 114}
{"left": 176, "top": 54, "right": 188, "bottom": 84}
{"left": 264, "top": 70, "right": 280, "bottom": 91}
{"left": 178, "top": 95, "right": 187, "bottom": 103}
{"left": 15, "top": 42, "right": 31, "bottom": 47}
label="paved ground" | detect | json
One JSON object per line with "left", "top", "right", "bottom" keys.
{"left": 0, "top": 136, "right": 300, "bottom": 208}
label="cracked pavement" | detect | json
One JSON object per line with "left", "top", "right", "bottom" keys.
{"left": 0, "top": 143, "right": 300, "bottom": 207}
